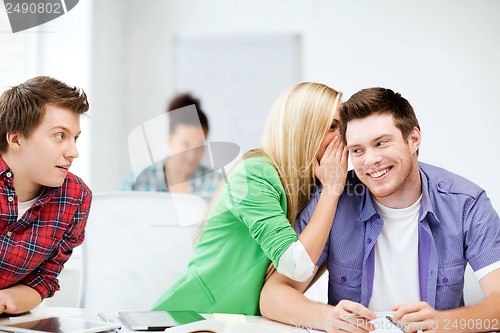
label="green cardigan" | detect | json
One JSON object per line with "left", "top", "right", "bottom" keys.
{"left": 152, "top": 156, "right": 298, "bottom": 315}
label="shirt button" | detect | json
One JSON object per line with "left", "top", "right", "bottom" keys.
{"left": 8, "top": 196, "right": 14, "bottom": 202}
{"left": 442, "top": 277, "right": 448, "bottom": 284}
{"left": 367, "top": 238, "right": 372, "bottom": 244}
{"left": 6, "top": 172, "right": 12, "bottom": 178}
{"left": 438, "top": 182, "right": 443, "bottom": 188}
{"left": 6, "top": 231, "right": 12, "bottom": 237}
{"left": 340, "top": 276, "right": 347, "bottom": 283}
{"left": 375, "top": 214, "right": 380, "bottom": 219}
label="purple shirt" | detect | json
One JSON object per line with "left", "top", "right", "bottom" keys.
{"left": 296, "top": 162, "right": 500, "bottom": 310}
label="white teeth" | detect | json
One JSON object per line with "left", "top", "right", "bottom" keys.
{"left": 370, "top": 168, "right": 389, "bottom": 178}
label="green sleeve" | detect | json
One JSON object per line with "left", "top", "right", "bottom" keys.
{"left": 226, "top": 157, "right": 298, "bottom": 267}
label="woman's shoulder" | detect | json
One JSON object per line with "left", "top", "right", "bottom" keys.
{"left": 233, "top": 152, "right": 277, "bottom": 177}
{"left": 243, "top": 154, "right": 273, "bottom": 167}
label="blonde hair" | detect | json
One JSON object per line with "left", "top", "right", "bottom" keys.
{"left": 261, "top": 82, "right": 341, "bottom": 227}
{"left": 196, "top": 83, "right": 341, "bottom": 281}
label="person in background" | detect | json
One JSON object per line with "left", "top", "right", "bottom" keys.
{"left": 152, "top": 82, "right": 347, "bottom": 315}
{"left": 260, "top": 87, "right": 500, "bottom": 333}
{"left": 0, "top": 76, "right": 91, "bottom": 314}
{"left": 121, "top": 93, "right": 222, "bottom": 199}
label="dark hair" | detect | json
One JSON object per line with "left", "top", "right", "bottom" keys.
{"left": 339, "top": 87, "right": 420, "bottom": 143}
{"left": 0, "top": 76, "right": 89, "bottom": 154}
{"left": 167, "top": 93, "right": 209, "bottom": 135}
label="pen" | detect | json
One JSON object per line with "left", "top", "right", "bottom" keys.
{"left": 97, "top": 312, "right": 121, "bottom": 332}
{"left": 386, "top": 316, "right": 405, "bottom": 333}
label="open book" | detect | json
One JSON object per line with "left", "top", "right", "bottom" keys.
{"left": 165, "top": 316, "right": 404, "bottom": 333}
{"left": 164, "top": 319, "right": 294, "bottom": 333}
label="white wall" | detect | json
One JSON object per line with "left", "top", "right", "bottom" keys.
{"left": 1, "top": 1, "right": 92, "bottom": 183}
{"left": 90, "top": 0, "right": 500, "bottom": 212}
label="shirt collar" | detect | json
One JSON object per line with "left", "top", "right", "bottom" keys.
{"left": 0, "top": 156, "right": 58, "bottom": 204}
{"left": 358, "top": 190, "right": 379, "bottom": 222}
{"left": 418, "top": 165, "right": 441, "bottom": 224}
{"left": 0, "top": 157, "right": 11, "bottom": 176}
{"left": 357, "top": 163, "right": 440, "bottom": 224}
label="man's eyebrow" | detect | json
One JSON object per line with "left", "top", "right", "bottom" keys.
{"left": 371, "top": 134, "right": 393, "bottom": 143}
{"left": 346, "top": 143, "right": 361, "bottom": 150}
{"left": 50, "top": 126, "right": 81, "bottom": 136}
{"left": 346, "top": 134, "right": 394, "bottom": 150}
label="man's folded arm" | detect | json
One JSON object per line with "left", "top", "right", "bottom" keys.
{"left": 0, "top": 284, "right": 42, "bottom": 314}
{"left": 444, "top": 268, "right": 500, "bottom": 332}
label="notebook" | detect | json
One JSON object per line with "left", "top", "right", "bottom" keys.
{"left": 118, "top": 311, "right": 205, "bottom": 331}
{"left": 163, "top": 319, "right": 290, "bottom": 333}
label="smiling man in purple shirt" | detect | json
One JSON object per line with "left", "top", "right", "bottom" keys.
{"left": 260, "top": 88, "right": 500, "bottom": 333}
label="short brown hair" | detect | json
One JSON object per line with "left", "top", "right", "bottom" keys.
{"left": 167, "top": 93, "right": 209, "bottom": 134}
{"left": 0, "top": 76, "right": 89, "bottom": 154}
{"left": 339, "top": 87, "right": 420, "bottom": 143}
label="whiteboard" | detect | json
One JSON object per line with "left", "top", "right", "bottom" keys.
{"left": 175, "top": 33, "right": 301, "bottom": 154}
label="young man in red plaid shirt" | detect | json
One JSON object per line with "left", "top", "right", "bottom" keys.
{"left": 0, "top": 76, "right": 91, "bottom": 314}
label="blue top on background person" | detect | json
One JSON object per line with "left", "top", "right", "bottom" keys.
{"left": 121, "top": 93, "right": 222, "bottom": 199}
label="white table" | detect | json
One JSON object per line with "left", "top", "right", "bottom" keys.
{"left": 0, "top": 307, "right": 312, "bottom": 333}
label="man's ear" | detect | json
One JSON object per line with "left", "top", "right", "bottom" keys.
{"left": 407, "top": 127, "right": 421, "bottom": 154}
{"left": 6, "top": 132, "right": 23, "bottom": 151}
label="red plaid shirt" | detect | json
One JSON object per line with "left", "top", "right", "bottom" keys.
{"left": 0, "top": 158, "right": 92, "bottom": 299}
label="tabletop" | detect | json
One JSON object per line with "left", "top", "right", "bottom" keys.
{"left": 0, "top": 306, "right": 314, "bottom": 333}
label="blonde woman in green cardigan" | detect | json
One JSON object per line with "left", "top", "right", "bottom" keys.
{"left": 152, "top": 82, "right": 347, "bottom": 315}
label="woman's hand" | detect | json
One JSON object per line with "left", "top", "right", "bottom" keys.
{"left": 314, "top": 136, "right": 348, "bottom": 196}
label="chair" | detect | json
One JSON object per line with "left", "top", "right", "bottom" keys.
{"left": 77, "top": 191, "right": 208, "bottom": 310}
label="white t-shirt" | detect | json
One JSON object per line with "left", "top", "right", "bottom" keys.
{"left": 475, "top": 261, "right": 500, "bottom": 280}
{"left": 368, "top": 196, "right": 422, "bottom": 312}
{"left": 17, "top": 195, "right": 39, "bottom": 221}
